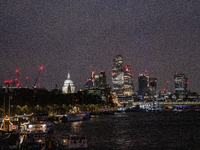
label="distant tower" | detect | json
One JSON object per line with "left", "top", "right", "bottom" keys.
{"left": 62, "top": 71, "right": 75, "bottom": 94}
{"left": 174, "top": 73, "right": 188, "bottom": 96}
{"left": 91, "top": 71, "right": 95, "bottom": 87}
{"left": 112, "top": 55, "right": 134, "bottom": 97}
{"left": 99, "top": 71, "right": 106, "bottom": 87}
{"left": 138, "top": 72, "right": 150, "bottom": 96}
{"left": 123, "top": 65, "right": 134, "bottom": 96}
{"left": 149, "top": 77, "right": 158, "bottom": 92}
{"left": 112, "top": 55, "right": 125, "bottom": 96}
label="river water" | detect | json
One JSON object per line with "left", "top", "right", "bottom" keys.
{"left": 53, "top": 111, "right": 200, "bottom": 150}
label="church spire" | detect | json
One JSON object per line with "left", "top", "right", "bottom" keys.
{"left": 67, "top": 70, "right": 70, "bottom": 79}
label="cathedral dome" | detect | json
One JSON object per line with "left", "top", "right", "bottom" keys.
{"left": 64, "top": 79, "right": 74, "bottom": 85}
{"left": 62, "top": 71, "right": 75, "bottom": 94}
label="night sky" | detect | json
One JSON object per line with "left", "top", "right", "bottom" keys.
{"left": 1, "top": 0, "right": 200, "bottom": 94}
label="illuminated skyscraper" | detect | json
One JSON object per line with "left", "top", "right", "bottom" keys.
{"left": 112, "top": 55, "right": 134, "bottom": 97}
{"left": 123, "top": 65, "right": 134, "bottom": 96}
{"left": 174, "top": 73, "right": 188, "bottom": 96}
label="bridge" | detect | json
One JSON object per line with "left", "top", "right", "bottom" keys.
{"left": 132, "top": 101, "right": 200, "bottom": 106}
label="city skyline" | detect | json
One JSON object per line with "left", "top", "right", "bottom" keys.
{"left": 1, "top": 1, "right": 200, "bottom": 93}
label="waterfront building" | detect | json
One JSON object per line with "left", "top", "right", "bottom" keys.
{"left": 174, "top": 73, "right": 188, "bottom": 99}
{"left": 62, "top": 71, "right": 75, "bottom": 94}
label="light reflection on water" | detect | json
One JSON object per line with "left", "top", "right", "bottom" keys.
{"left": 54, "top": 112, "right": 200, "bottom": 150}
{"left": 71, "top": 121, "right": 83, "bottom": 133}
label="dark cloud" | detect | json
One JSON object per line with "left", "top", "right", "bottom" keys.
{"left": 1, "top": 0, "right": 200, "bottom": 93}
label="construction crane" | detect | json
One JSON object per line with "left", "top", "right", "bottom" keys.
{"left": 34, "top": 66, "right": 43, "bottom": 88}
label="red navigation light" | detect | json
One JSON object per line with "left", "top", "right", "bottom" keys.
{"left": 15, "top": 78, "right": 18, "bottom": 80}
{"left": 164, "top": 89, "right": 166, "bottom": 91}
{"left": 26, "top": 77, "right": 29, "bottom": 79}
{"left": 40, "top": 67, "right": 43, "bottom": 70}
{"left": 16, "top": 70, "right": 19, "bottom": 73}
{"left": 167, "top": 81, "right": 169, "bottom": 83}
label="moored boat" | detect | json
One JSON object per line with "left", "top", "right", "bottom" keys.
{"left": 67, "top": 112, "right": 90, "bottom": 122}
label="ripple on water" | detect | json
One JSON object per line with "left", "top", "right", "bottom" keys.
{"left": 53, "top": 112, "right": 200, "bottom": 149}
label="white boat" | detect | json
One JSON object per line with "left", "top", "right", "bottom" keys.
{"left": 26, "top": 122, "right": 53, "bottom": 133}
{"left": 67, "top": 113, "right": 90, "bottom": 122}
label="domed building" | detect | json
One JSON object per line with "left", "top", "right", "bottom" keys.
{"left": 62, "top": 71, "right": 75, "bottom": 94}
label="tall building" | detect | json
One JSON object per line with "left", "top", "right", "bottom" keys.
{"left": 138, "top": 72, "right": 149, "bottom": 96}
{"left": 123, "top": 65, "right": 134, "bottom": 96}
{"left": 62, "top": 71, "right": 75, "bottom": 94}
{"left": 112, "top": 55, "right": 134, "bottom": 97}
{"left": 149, "top": 77, "right": 158, "bottom": 92}
{"left": 174, "top": 73, "right": 188, "bottom": 96}
{"left": 99, "top": 71, "right": 106, "bottom": 87}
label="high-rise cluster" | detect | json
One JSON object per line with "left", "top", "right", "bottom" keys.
{"left": 84, "top": 71, "right": 107, "bottom": 90}
{"left": 83, "top": 70, "right": 112, "bottom": 102}
{"left": 112, "top": 55, "right": 134, "bottom": 98}
{"left": 137, "top": 71, "right": 158, "bottom": 99}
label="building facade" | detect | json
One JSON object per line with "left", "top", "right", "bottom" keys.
{"left": 174, "top": 73, "right": 188, "bottom": 97}
{"left": 138, "top": 72, "right": 149, "bottom": 96}
{"left": 112, "top": 55, "right": 134, "bottom": 98}
{"left": 62, "top": 71, "right": 75, "bottom": 94}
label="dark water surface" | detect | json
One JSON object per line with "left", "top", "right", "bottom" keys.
{"left": 54, "top": 112, "right": 200, "bottom": 150}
